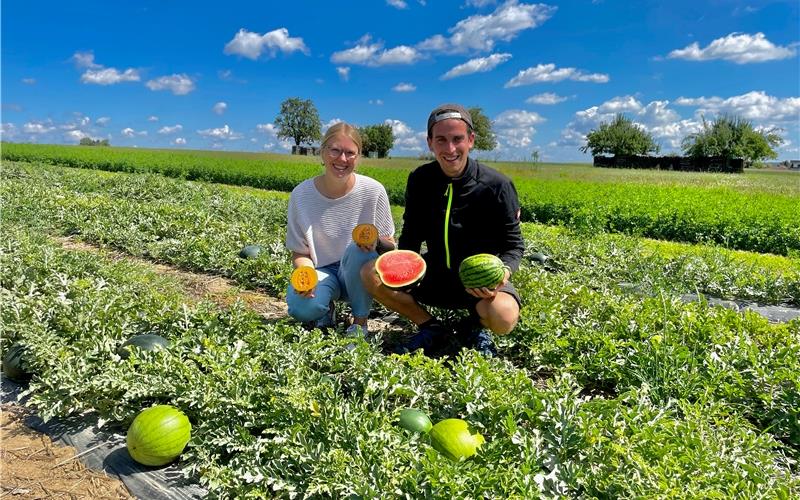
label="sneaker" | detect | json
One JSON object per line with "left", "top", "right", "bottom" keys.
{"left": 345, "top": 324, "right": 368, "bottom": 338}
{"left": 392, "top": 322, "right": 451, "bottom": 356}
{"left": 460, "top": 328, "right": 498, "bottom": 358}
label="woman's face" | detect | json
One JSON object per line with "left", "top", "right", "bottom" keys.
{"left": 322, "top": 135, "right": 359, "bottom": 179}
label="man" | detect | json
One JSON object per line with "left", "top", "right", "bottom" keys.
{"left": 362, "top": 104, "right": 524, "bottom": 357}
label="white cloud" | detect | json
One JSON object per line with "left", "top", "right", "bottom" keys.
{"left": 148, "top": 116, "right": 159, "bottom": 122}
{"left": 465, "top": 0, "right": 497, "bottom": 6}
{"left": 505, "top": 63, "right": 609, "bottom": 87}
{"left": 23, "top": 121, "right": 56, "bottom": 134}
{"left": 526, "top": 92, "right": 567, "bottom": 105}
{"left": 81, "top": 67, "right": 141, "bottom": 85}
{"left": 331, "top": 35, "right": 421, "bottom": 67}
{"left": 256, "top": 123, "right": 278, "bottom": 136}
{"left": 384, "top": 119, "right": 426, "bottom": 151}
{"left": 121, "top": 128, "right": 147, "bottom": 138}
{"left": 322, "top": 119, "right": 345, "bottom": 134}
{"left": 146, "top": 74, "right": 195, "bottom": 95}
{"left": 197, "top": 124, "right": 242, "bottom": 140}
{"left": 71, "top": 51, "right": 101, "bottom": 69}
{"left": 598, "top": 95, "right": 641, "bottom": 114}
{"left": 1, "top": 123, "right": 18, "bottom": 139}
{"left": 173, "top": 137, "right": 187, "bottom": 145}
{"left": 392, "top": 82, "right": 417, "bottom": 92}
{"left": 370, "top": 99, "right": 384, "bottom": 105}
{"left": 417, "top": 0, "right": 556, "bottom": 54}
{"left": 387, "top": 0, "right": 407, "bottom": 8}
{"left": 337, "top": 66, "right": 351, "bottom": 81}
{"left": 674, "top": 91, "right": 800, "bottom": 122}
{"left": 158, "top": 125, "right": 183, "bottom": 134}
{"left": 493, "top": 109, "right": 545, "bottom": 147}
{"left": 65, "top": 130, "right": 90, "bottom": 142}
{"left": 22, "top": 78, "right": 36, "bottom": 85}
{"left": 213, "top": 102, "right": 228, "bottom": 115}
{"left": 667, "top": 32, "right": 796, "bottom": 64}
{"left": 96, "top": 117, "right": 111, "bottom": 126}
{"left": 224, "top": 28, "right": 309, "bottom": 60}
{"left": 441, "top": 52, "right": 511, "bottom": 79}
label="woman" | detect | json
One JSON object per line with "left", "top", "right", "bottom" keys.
{"left": 285, "top": 122, "right": 395, "bottom": 337}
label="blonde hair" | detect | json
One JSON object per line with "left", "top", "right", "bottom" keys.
{"left": 321, "top": 122, "right": 362, "bottom": 156}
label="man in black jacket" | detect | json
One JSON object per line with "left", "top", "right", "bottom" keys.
{"left": 362, "top": 104, "right": 524, "bottom": 357}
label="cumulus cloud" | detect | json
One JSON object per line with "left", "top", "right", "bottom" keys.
{"left": 385, "top": 119, "right": 426, "bottom": 151}
{"left": 121, "top": 128, "right": 147, "bottom": 138}
{"left": 674, "top": 91, "right": 800, "bottom": 122}
{"left": 71, "top": 51, "right": 102, "bottom": 69}
{"left": 148, "top": 116, "right": 159, "bottom": 122}
{"left": 505, "top": 63, "right": 609, "bottom": 87}
{"left": 158, "top": 125, "right": 183, "bottom": 134}
{"left": 387, "top": 0, "right": 407, "bottom": 8}
{"left": 1, "top": 123, "right": 18, "bottom": 139}
{"left": 526, "top": 92, "right": 567, "bottom": 105}
{"left": 146, "top": 74, "right": 195, "bottom": 95}
{"left": 81, "top": 68, "right": 141, "bottom": 85}
{"left": 256, "top": 123, "right": 278, "bottom": 136}
{"left": 96, "top": 117, "right": 111, "bottom": 126}
{"left": 337, "top": 66, "right": 351, "bottom": 81}
{"left": 465, "top": 0, "right": 497, "bottom": 6}
{"left": 23, "top": 121, "right": 56, "bottom": 134}
{"left": 213, "top": 102, "right": 228, "bottom": 115}
{"left": 667, "top": 32, "right": 796, "bottom": 64}
{"left": 173, "top": 137, "right": 187, "bottom": 145}
{"left": 22, "top": 78, "right": 36, "bottom": 85}
{"left": 493, "top": 109, "right": 545, "bottom": 147}
{"left": 197, "top": 124, "right": 242, "bottom": 140}
{"left": 441, "top": 53, "right": 511, "bottom": 79}
{"left": 392, "top": 82, "right": 417, "bottom": 92}
{"left": 417, "top": 0, "right": 556, "bottom": 54}
{"left": 331, "top": 35, "right": 421, "bottom": 67}
{"left": 224, "top": 28, "right": 309, "bottom": 60}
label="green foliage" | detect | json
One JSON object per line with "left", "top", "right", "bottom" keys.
{"left": 682, "top": 114, "right": 783, "bottom": 166}
{"left": 468, "top": 107, "right": 497, "bottom": 151}
{"left": 580, "top": 113, "right": 660, "bottom": 156}
{"left": 79, "top": 137, "right": 110, "bottom": 146}
{"left": 274, "top": 97, "right": 322, "bottom": 146}
{"left": 359, "top": 123, "right": 394, "bottom": 158}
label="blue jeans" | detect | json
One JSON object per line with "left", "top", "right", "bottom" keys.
{"left": 286, "top": 242, "right": 378, "bottom": 323}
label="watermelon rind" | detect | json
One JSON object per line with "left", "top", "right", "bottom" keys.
{"left": 375, "top": 250, "right": 426, "bottom": 289}
{"left": 429, "top": 418, "right": 485, "bottom": 461}
{"left": 127, "top": 405, "right": 191, "bottom": 467}
{"left": 458, "top": 254, "right": 506, "bottom": 289}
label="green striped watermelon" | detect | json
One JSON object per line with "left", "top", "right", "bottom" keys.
{"left": 2, "top": 343, "right": 31, "bottom": 381}
{"left": 458, "top": 254, "right": 507, "bottom": 289}
{"left": 126, "top": 405, "right": 191, "bottom": 467}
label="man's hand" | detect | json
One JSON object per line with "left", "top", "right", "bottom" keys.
{"left": 465, "top": 268, "right": 510, "bottom": 299}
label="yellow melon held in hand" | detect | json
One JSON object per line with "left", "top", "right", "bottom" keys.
{"left": 291, "top": 266, "right": 318, "bottom": 292}
{"left": 352, "top": 223, "right": 379, "bottom": 247}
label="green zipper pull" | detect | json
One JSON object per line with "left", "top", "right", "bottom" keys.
{"left": 443, "top": 183, "right": 453, "bottom": 269}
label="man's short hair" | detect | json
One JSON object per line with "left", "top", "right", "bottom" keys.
{"left": 427, "top": 104, "right": 473, "bottom": 137}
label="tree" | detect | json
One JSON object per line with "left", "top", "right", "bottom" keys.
{"left": 580, "top": 114, "right": 659, "bottom": 156}
{"left": 531, "top": 150, "right": 540, "bottom": 165}
{"left": 79, "top": 137, "right": 109, "bottom": 146}
{"left": 468, "top": 107, "right": 497, "bottom": 151}
{"left": 681, "top": 114, "right": 782, "bottom": 166}
{"left": 360, "top": 123, "right": 394, "bottom": 158}
{"left": 274, "top": 97, "right": 322, "bottom": 147}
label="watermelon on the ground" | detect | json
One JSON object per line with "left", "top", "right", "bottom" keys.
{"left": 398, "top": 408, "right": 433, "bottom": 433}
{"left": 2, "top": 343, "right": 31, "bottom": 381}
{"left": 126, "top": 405, "right": 191, "bottom": 467}
{"left": 238, "top": 244, "right": 262, "bottom": 259}
{"left": 118, "top": 334, "right": 170, "bottom": 360}
{"left": 458, "top": 254, "right": 507, "bottom": 289}
{"left": 375, "top": 250, "right": 426, "bottom": 289}
{"left": 429, "top": 418, "right": 485, "bottom": 461}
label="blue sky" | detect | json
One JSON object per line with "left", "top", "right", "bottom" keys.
{"left": 2, "top": 0, "right": 798, "bottom": 162}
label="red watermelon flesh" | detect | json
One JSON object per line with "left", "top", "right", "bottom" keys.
{"left": 375, "top": 250, "right": 426, "bottom": 289}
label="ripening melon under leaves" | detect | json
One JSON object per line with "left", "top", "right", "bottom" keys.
{"left": 458, "top": 254, "right": 507, "bottom": 289}
{"left": 117, "top": 334, "right": 170, "bottom": 360}
{"left": 398, "top": 408, "right": 433, "bottom": 433}
{"left": 126, "top": 405, "right": 191, "bottom": 467}
{"left": 238, "top": 244, "right": 263, "bottom": 259}
{"left": 375, "top": 250, "right": 426, "bottom": 289}
{"left": 291, "top": 266, "right": 318, "bottom": 292}
{"left": 429, "top": 418, "right": 485, "bottom": 461}
{"left": 2, "top": 343, "right": 31, "bottom": 381}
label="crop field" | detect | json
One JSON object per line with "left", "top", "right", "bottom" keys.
{"left": 1, "top": 148, "right": 799, "bottom": 497}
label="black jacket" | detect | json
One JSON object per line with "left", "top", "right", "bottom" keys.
{"left": 399, "top": 157, "right": 524, "bottom": 274}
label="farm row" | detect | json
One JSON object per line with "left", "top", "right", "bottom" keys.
{"left": 3, "top": 225, "right": 798, "bottom": 497}
{"left": 3, "top": 143, "right": 799, "bottom": 255}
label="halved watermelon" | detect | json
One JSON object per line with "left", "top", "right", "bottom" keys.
{"left": 375, "top": 250, "right": 426, "bottom": 290}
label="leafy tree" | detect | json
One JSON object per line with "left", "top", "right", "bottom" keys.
{"left": 580, "top": 113, "right": 660, "bottom": 156}
{"left": 360, "top": 123, "right": 394, "bottom": 158}
{"left": 681, "top": 114, "right": 782, "bottom": 166}
{"left": 468, "top": 107, "right": 497, "bottom": 151}
{"left": 531, "top": 150, "right": 540, "bottom": 165}
{"left": 79, "top": 137, "right": 109, "bottom": 146}
{"left": 274, "top": 97, "right": 322, "bottom": 147}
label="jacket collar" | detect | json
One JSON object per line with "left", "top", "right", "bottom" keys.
{"left": 435, "top": 156, "right": 477, "bottom": 185}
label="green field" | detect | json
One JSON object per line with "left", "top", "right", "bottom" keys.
{"left": 2, "top": 147, "right": 799, "bottom": 497}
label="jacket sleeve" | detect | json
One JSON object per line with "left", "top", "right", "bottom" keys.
{"left": 496, "top": 180, "right": 524, "bottom": 272}
{"left": 398, "top": 170, "right": 424, "bottom": 253}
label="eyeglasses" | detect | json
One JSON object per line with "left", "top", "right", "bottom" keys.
{"left": 326, "top": 147, "right": 358, "bottom": 160}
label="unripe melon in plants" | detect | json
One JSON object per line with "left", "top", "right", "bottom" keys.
{"left": 117, "top": 334, "right": 170, "bottom": 360}
{"left": 530, "top": 252, "right": 549, "bottom": 265}
{"left": 458, "top": 254, "right": 507, "bottom": 289}
{"left": 238, "top": 244, "right": 262, "bottom": 259}
{"left": 398, "top": 409, "right": 433, "bottom": 433}
{"left": 429, "top": 418, "right": 485, "bottom": 461}
{"left": 290, "top": 266, "right": 318, "bottom": 292}
{"left": 2, "top": 343, "right": 31, "bottom": 381}
{"left": 375, "top": 250, "right": 426, "bottom": 290}
{"left": 126, "top": 405, "right": 191, "bottom": 467}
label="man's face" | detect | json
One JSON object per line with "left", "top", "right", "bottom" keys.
{"left": 427, "top": 119, "right": 474, "bottom": 178}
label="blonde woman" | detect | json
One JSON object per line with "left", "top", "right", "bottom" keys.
{"left": 285, "top": 123, "right": 395, "bottom": 337}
